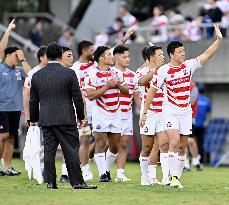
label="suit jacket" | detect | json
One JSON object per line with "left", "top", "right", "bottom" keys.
{"left": 29, "top": 62, "right": 84, "bottom": 127}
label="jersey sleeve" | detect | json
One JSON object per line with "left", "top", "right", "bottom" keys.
{"left": 186, "top": 57, "right": 202, "bottom": 74}
{"left": 151, "top": 67, "right": 167, "bottom": 90}
{"left": 24, "top": 76, "right": 31, "bottom": 88}
{"left": 84, "top": 72, "right": 96, "bottom": 90}
{"left": 133, "top": 74, "right": 140, "bottom": 92}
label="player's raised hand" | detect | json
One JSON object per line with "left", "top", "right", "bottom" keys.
{"left": 214, "top": 24, "right": 223, "bottom": 40}
{"left": 6, "top": 19, "right": 16, "bottom": 33}
{"left": 121, "top": 26, "right": 134, "bottom": 44}
{"left": 125, "top": 27, "right": 134, "bottom": 38}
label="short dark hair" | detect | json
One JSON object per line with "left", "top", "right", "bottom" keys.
{"left": 77, "top": 40, "right": 93, "bottom": 56}
{"left": 113, "top": 45, "right": 129, "bottom": 55}
{"left": 46, "top": 42, "right": 62, "bottom": 60}
{"left": 167, "top": 41, "right": 183, "bottom": 58}
{"left": 115, "top": 17, "right": 124, "bottom": 23}
{"left": 142, "top": 46, "right": 149, "bottom": 61}
{"left": 61, "top": 46, "right": 72, "bottom": 53}
{"left": 4, "top": 46, "right": 20, "bottom": 56}
{"left": 94, "top": 46, "right": 110, "bottom": 63}
{"left": 37, "top": 46, "right": 47, "bottom": 63}
{"left": 146, "top": 45, "right": 162, "bottom": 61}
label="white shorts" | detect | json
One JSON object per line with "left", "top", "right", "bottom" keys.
{"left": 164, "top": 110, "right": 192, "bottom": 135}
{"left": 92, "top": 106, "right": 121, "bottom": 133}
{"left": 140, "top": 110, "right": 165, "bottom": 136}
{"left": 121, "top": 111, "right": 133, "bottom": 136}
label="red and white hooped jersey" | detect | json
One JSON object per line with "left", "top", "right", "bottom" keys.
{"left": 24, "top": 65, "right": 41, "bottom": 89}
{"left": 119, "top": 68, "right": 139, "bottom": 113}
{"left": 137, "top": 66, "right": 164, "bottom": 113}
{"left": 71, "top": 61, "right": 97, "bottom": 94}
{"left": 85, "top": 67, "right": 124, "bottom": 113}
{"left": 71, "top": 61, "right": 97, "bottom": 119}
{"left": 152, "top": 58, "right": 202, "bottom": 113}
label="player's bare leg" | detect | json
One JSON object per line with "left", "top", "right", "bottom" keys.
{"left": 178, "top": 135, "right": 189, "bottom": 179}
{"left": 188, "top": 137, "right": 202, "bottom": 171}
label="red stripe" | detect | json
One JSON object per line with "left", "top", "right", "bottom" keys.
{"left": 168, "top": 98, "right": 190, "bottom": 107}
{"left": 167, "top": 85, "right": 190, "bottom": 93}
{"left": 152, "top": 101, "right": 163, "bottom": 106}
{"left": 106, "top": 101, "right": 119, "bottom": 106}
{"left": 80, "top": 62, "right": 94, "bottom": 71}
{"left": 119, "top": 93, "right": 132, "bottom": 98}
{"left": 167, "top": 91, "right": 189, "bottom": 101}
{"left": 120, "top": 101, "right": 131, "bottom": 106}
{"left": 154, "top": 92, "right": 164, "bottom": 98}
{"left": 123, "top": 72, "right": 135, "bottom": 78}
{"left": 121, "top": 108, "right": 131, "bottom": 112}
{"left": 103, "top": 92, "right": 119, "bottom": 98}
{"left": 96, "top": 100, "right": 119, "bottom": 113}
{"left": 167, "top": 64, "right": 186, "bottom": 74}
{"left": 149, "top": 108, "right": 162, "bottom": 112}
{"left": 96, "top": 72, "right": 112, "bottom": 78}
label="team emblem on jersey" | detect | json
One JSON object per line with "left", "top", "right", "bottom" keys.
{"left": 101, "top": 79, "right": 105, "bottom": 83}
{"left": 167, "top": 122, "right": 172, "bottom": 128}
{"left": 144, "top": 127, "right": 148, "bottom": 133}
{"left": 171, "top": 75, "right": 174, "bottom": 78}
{"left": 183, "top": 69, "right": 189, "bottom": 75}
{"left": 96, "top": 124, "right": 101, "bottom": 130}
{"left": 129, "top": 78, "right": 134, "bottom": 83}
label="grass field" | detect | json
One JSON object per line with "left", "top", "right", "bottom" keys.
{"left": 1, "top": 159, "right": 229, "bottom": 205}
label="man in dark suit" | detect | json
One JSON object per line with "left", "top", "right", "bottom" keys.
{"left": 29, "top": 42, "right": 97, "bottom": 190}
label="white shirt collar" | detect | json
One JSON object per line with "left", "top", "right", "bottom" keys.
{"left": 48, "top": 61, "right": 60, "bottom": 64}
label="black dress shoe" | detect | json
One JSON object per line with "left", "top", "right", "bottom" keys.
{"left": 73, "top": 183, "right": 97, "bottom": 189}
{"left": 99, "top": 173, "right": 109, "bottom": 182}
{"left": 106, "top": 171, "right": 112, "bottom": 182}
{"left": 47, "top": 183, "right": 58, "bottom": 189}
{"left": 0, "top": 170, "right": 5, "bottom": 176}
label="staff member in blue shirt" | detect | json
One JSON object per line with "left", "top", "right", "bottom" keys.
{"left": 195, "top": 83, "right": 212, "bottom": 164}
{"left": 0, "top": 46, "right": 31, "bottom": 176}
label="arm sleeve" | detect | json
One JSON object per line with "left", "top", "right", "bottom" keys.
{"left": 151, "top": 67, "right": 167, "bottom": 90}
{"left": 29, "top": 76, "right": 39, "bottom": 122}
{"left": 186, "top": 58, "right": 202, "bottom": 74}
{"left": 134, "top": 74, "right": 140, "bottom": 92}
{"left": 84, "top": 72, "right": 96, "bottom": 90}
{"left": 70, "top": 70, "right": 85, "bottom": 120}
